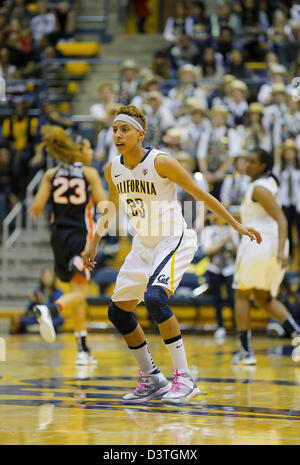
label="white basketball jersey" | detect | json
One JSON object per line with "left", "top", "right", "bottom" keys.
{"left": 111, "top": 147, "right": 186, "bottom": 247}
{"left": 240, "top": 176, "right": 279, "bottom": 235}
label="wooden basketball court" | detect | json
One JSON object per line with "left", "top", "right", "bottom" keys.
{"left": 1, "top": 332, "right": 300, "bottom": 445}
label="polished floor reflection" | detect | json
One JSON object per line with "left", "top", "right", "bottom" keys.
{"left": 0, "top": 332, "right": 300, "bottom": 445}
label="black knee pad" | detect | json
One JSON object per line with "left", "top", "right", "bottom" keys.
{"left": 144, "top": 285, "right": 173, "bottom": 325}
{"left": 108, "top": 301, "right": 138, "bottom": 335}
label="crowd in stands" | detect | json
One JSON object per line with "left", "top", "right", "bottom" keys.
{"left": 1, "top": 0, "right": 300, "bottom": 335}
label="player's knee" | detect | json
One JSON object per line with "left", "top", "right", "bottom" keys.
{"left": 108, "top": 301, "right": 138, "bottom": 335}
{"left": 144, "top": 285, "right": 173, "bottom": 324}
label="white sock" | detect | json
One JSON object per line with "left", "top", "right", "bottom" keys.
{"left": 165, "top": 336, "right": 189, "bottom": 372}
{"left": 128, "top": 341, "right": 158, "bottom": 375}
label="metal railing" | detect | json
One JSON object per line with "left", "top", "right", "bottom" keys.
{"left": 1, "top": 170, "right": 44, "bottom": 298}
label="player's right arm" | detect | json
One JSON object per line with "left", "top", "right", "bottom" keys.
{"left": 28, "top": 167, "right": 57, "bottom": 221}
{"left": 82, "top": 162, "right": 119, "bottom": 270}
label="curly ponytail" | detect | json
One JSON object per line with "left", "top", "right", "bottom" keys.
{"left": 41, "top": 125, "right": 82, "bottom": 165}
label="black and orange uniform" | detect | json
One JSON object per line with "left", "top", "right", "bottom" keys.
{"left": 50, "top": 162, "right": 95, "bottom": 282}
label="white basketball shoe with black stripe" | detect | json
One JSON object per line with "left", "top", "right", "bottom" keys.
{"left": 33, "top": 305, "right": 56, "bottom": 343}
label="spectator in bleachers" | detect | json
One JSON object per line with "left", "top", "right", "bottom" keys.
{"left": 240, "top": 102, "right": 271, "bottom": 151}
{"left": 239, "top": 0, "right": 266, "bottom": 61}
{"left": 9, "top": 0, "right": 32, "bottom": 29}
{"left": 273, "top": 139, "right": 300, "bottom": 263}
{"left": 94, "top": 103, "right": 121, "bottom": 166}
{"left": 117, "top": 59, "right": 140, "bottom": 105}
{"left": 197, "top": 46, "right": 224, "bottom": 94}
{"left": 262, "top": 82, "right": 288, "bottom": 151}
{"left": 209, "top": 1, "right": 241, "bottom": 38}
{"left": 2, "top": 101, "right": 38, "bottom": 196}
{"left": 168, "top": 63, "right": 207, "bottom": 116}
{"left": 215, "top": 25, "right": 242, "bottom": 68}
{"left": 220, "top": 152, "right": 250, "bottom": 217}
{"left": 227, "top": 79, "right": 249, "bottom": 128}
{"left": 180, "top": 101, "right": 210, "bottom": 159}
{"left": 202, "top": 211, "right": 239, "bottom": 338}
{"left": 257, "top": 63, "right": 288, "bottom": 105}
{"left": 0, "top": 12, "right": 8, "bottom": 44}
{"left": 197, "top": 105, "right": 241, "bottom": 199}
{"left": 8, "top": 18, "right": 33, "bottom": 56}
{"left": 279, "top": 18, "right": 300, "bottom": 65}
{"left": 47, "top": 1, "right": 75, "bottom": 46}
{"left": 0, "top": 143, "right": 18, "bottom": 223}
{"left": 227, "top": 47, "right": 254, "bottom": 80}
{"left": 149, "top": 50, "right": 170, "bottom": 79}
{"left": 161, "top": 127, "right": 184, "bottom": 160}
{"left": 0, "top": 46, "right": 17, "bottom": 79}
{"left": 284, "top": 95, "right": 300, "bottom": 144}
{"left": 89, "top": 80, "right": 117, "bottom": 130}
{"left": 130, "top": 73, "right": 172, "bottom": 111}
{"left": 208, "top": 73, "right": 235, "bottom": 108}
{"left": 143, "top": 90, "right": 175, "bottom": 148}
{"left": 169, "top": 33, "right": 200, "bottom": 75}
{"left": 258, "top": 50, "right": 279, "bottom": 79}
{"left": 6, "top": 30, "right": 31, "bottom": 68}
{"left": 184, "top": 0, "right": 211, "bottom": 52}
{"left": 30, "top": 0, "right": 56, "bottom": 45}
{"left": 267, "top": 10, "right": 288, "bottom": 58}
{"left": 163, "top": 1, "right": 187, "bottom": 46}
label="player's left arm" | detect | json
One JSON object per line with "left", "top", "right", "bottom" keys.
{"left": 155, "top": 154, "right": 262, "bottom": 244}
{"left": 29, "top": 168, "right": 56, "bottom": 221}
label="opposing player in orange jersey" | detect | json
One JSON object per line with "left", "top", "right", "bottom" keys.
{"left": 29, "top": 124, "right": 107, "bottom": 365}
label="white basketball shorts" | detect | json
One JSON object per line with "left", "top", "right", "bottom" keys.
{"left": 233, "top": 232, "right": 289, "bottom": 297}
{"left": 111, "top": 229, "right": 197, "bottom": 303}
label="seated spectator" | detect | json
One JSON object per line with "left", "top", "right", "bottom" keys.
{"left": 272, "top": 139, "right": 300, "bottom": 263}
{"left": 210, "top": 1, "right": 242, "bottom": 38}
{"left": 239, "top": 0, "right": 266, "bottom": 61}
{"left": 280, "top": 18, "right": 300, "bottom": 65}
{"left": 89, "top": 80, "right": 117, "bottom": 130}
{"left": 143, "top": 90, "right": 175, "bottom": 147}
{"left": 93, "top": 103, "right": 121, "bottom": 168}
{"left": 168, "top": 64, "right": 207, "bottom": 116}
{"left": 163, "top": 1, "right": 187, "bottom": 46}
{"left": 215, "top": 25, "right": 242, "bottom": 68}
{"left": 10, "top": 268, "right": 64, "bottom": 334}
{"left": 149, "top": 50, "right": 170, "bottom": 79}
{"left": 169, "top": 33, "right": 200, "bottom": 75}
{"left": 47, "top": 1, "right": 75, "bottom": 46}
{"left": 220, "top": 152, "right": 250, "bottom": 217}
{"left": 257, "top": 63, "right": 288, "bottom": 105}
{"left": 284, "top": 95, "right": 300, "bottom": 144}
{"left": 180, "top": 101, "right": 210, "bottom": 159}
{"left": 197, "top": 46, "right": 224, "bottom": 94}
{"left": 257, "top": 51, "right": 279, "bottom": 79}
{"left": 117, "top": 59, "right": 140, "bottom": 105}
{"left": 9, "top": 0, "right": 32, "bottom": 29}
{"left": 267, "top": 10, "right": 288, "bottom": 58}
{"left": 161, "top": 127, "right": 184, "bottom": 159}
{"left": 0, "top": 143, "right": 18, "bottom": 223}
{"left": 2, "top": 101, "right": 38, "bottom": 195}
{"left": 184, "top": 0, "right": 211, "bottom": 53}
{"left": 227, "top": 79, "right": 249, "bottom": 128}
{"left": 0, "top": 46, "right": 17, "bottom": 79}
{"left": 208, "top": 73, "right": 235, "bottom": 108}
{"left": 262, "top": 82, "right": 288, "bottom": 152}
{"left": 8, "top": 18, "right": 33, "bottom": 55}
{"left": 202, "top": 212, "right": 239, "bottom": 338}
{"left": 197, "top": 105, "right": 241, "bottom": 199}
{"left": 240, "top": 102, "right": 271, "bottom": 152}
{"left": 131, "top": 73, "right": 172, "bottom": 110}
{"left": 30, "top": 0, "right": 56, "bottom": 45}
{"left": 227, "top": 47, "right": 254, "bottom": 79}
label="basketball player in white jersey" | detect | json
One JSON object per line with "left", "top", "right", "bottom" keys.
{"left": 232, "top": 147, "right": 300, "bottom": 365}
{"left": 82, "top": 105, "right": 262, "bottom": 404}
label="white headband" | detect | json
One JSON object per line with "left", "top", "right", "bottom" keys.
{"left": 113, "top": 114, "right": 144, "bottom": 131}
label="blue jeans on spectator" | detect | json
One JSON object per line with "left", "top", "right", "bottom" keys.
{"left": 208, "top": 271, "right": 235, "bottom": 328}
